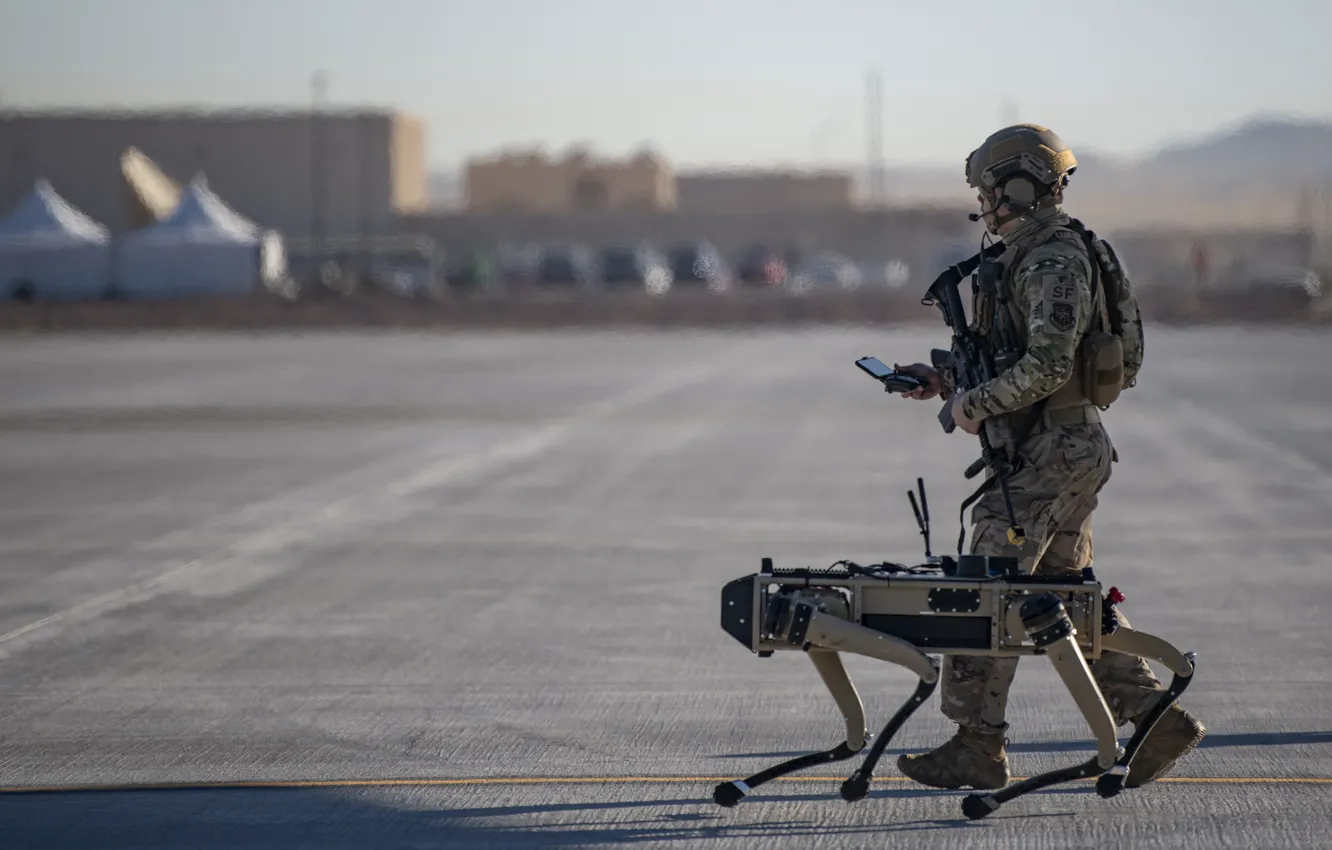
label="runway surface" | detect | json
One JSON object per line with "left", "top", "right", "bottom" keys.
{"left": 0, "top": 326, "right": 1329, "bottom": 849}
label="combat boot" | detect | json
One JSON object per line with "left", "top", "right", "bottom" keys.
{"left": 1125, "top": 704, "right": 1206, "bottom": 788}
{"left": 896, "top": 726, "right": 1010, "bottom": 790}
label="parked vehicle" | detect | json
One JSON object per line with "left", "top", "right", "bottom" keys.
{"left": 536, "top": 244, "right": 599, "bottom": 290}
{"left": 1219, "top": 264, "right": 1322, "bottom": 301}
{"left": 736, "top": 244, "right": 789, "bottom": 287}
{"left": 445, "top": 250, "right": 500, "bottom": 294}
{"left": 788, "top": 252, "right": 864, "bottom": 294}
{"left": 666, "top": 242, "right": 732, "bottom": 291}
{"left": 856, "top": 259, "right": 911, "bottom": 289}
{"left": 598, "top": 245, "right": 673, "bottom": 296}
{"left": 494, "top": 244, "right": 541, "bottom": 292}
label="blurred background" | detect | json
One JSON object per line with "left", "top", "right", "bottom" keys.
{"left": 0, "top": 0, "right": 1328, "bottom": 321}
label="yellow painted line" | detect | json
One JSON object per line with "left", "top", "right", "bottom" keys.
{"left": 1150, "top": 783, "right": 1332, "bottom": 788}
{"left": 1, "top": 775, "right": 1331, "bottom": 794}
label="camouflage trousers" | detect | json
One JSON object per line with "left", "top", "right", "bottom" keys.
{"left": 941, "top": 418, "right": 1164, "bottom": 733}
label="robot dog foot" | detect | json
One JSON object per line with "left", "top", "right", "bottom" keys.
{"left": 712, "top": 741, "right": 863, "bottom": 808}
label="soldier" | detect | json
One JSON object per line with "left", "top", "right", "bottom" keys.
{"left": 893, "top": 124, "right": 1206, "bottom": 791}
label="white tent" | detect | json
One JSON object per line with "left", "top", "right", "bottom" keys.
{"left": 0, "top": 179, "right": 112, "bottom": 300}
{"left": 115, "top": 174, "right": 286, "bottom": 299}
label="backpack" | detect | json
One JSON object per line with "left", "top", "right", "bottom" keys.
{"left": 979, "top": 216, "right": 1146, "bottom": 408}
{"left": 1065, "top": 219, "right": 1146, "bottom": 399}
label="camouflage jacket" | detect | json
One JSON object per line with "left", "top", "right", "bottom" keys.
{"left": 954, "top": 205, "right": 1096, "bottom": 421}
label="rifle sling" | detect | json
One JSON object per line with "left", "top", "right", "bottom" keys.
{"left": 956, "top": 398, "right": 1048, "bottom": 553}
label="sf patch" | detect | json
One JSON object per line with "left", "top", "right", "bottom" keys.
{"left": 1041, "top": 272, "right": 1079, "bottom": 303}
{"left": 1050, "top": 302, "right": 1075, "bottom": 332}
{"left": 1040, "top": 272, "right": 1079, "bottom": 333}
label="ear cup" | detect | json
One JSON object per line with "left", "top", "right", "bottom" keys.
{"left": 1003, "top": 177, "right": 1037, "bottom": 210}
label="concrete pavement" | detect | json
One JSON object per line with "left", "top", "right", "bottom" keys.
{"left": 1, "top": 327, "right": 1329, "bottom": 848}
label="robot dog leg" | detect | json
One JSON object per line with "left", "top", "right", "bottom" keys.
{"left": 1094, "top": 623, "right": 1198, "bottom": 797}
{"left": 711, "top": 648, "right": 867, "bottom": 808}
{"left": 713, "top": 568, "right": 939, "bottom": 808}
{"left": 961, "top": 594, "right": 1197, "bottom": 819}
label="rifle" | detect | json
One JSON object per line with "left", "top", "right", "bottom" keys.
{"left": 921, "top": 242, "right": 1027, "bottom": 549}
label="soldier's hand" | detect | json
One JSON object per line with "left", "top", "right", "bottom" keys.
{"left": 951, "top": 394, "right": 984, "bottom": 435}
{"left": 894, "top": 362, "right": 941, "bottom": 400}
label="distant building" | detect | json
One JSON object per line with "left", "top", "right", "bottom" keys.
{"left": 0, "top": 109, "right": 427, "bottom": 235}
{"left": 464, "top": 147, "right": 676, "bottom": 213}
{"left": 677, "top": 170, "right": 856, "bottom": 214}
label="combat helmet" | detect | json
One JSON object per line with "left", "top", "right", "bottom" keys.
{"left": 965, "top": 124, "right": 1077, "bottom": 222}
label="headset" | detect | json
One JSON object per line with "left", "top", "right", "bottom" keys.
{"left": 968, "top": 176, "right": 1039, "bottom": 222}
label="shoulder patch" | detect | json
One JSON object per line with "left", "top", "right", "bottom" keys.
{"left": 1041, "top": 273, "right": 1078, "bottom": 303}
{"left": 1050, "top": 301, "right": 1076, "bottom": 332}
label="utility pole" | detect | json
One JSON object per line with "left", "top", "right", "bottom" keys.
{"left": 358, "top": 114, "right": 372, "bottom": 284}
{"left": 865, "top": 68, "right": 886, "bottom": 207}
{"left": 310, "top": 71, "right": 329, "bottom": 280}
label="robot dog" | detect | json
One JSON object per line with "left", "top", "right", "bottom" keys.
{"left": 711, "top": 360, "right": 1196, "bottom": 821}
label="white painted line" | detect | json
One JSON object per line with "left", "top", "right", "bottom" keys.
{"left": 0, "top": 359, "right": 729, "bottom": 652}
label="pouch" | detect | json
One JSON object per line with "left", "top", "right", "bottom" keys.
{"left": 1080, "top": 331, "right": 1123, "bottom": 408}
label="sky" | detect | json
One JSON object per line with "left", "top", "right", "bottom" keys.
{"left": 2, "top": 0, "right": 1330, "bottom": 172}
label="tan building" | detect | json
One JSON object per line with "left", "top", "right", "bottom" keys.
{"left": 0, "top": 109, "right": 427, "bottom": 235}
{"left": 465, "top": 147, "right": 675, "bottom": 213}
{"left": 677, "top": 170, "right": 856, "bottom": 213}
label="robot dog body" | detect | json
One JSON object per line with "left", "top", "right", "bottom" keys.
{"left": 715, "top": 554, "right": 1196, "bottom": 819}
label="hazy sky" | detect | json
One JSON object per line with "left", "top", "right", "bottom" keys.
{"left": 2, "top": 0, "right": 1329, "bottom": 171}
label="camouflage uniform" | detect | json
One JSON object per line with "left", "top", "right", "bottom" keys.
{"left": 942, "top": 205, "right": 1164, "bottom": 734}
{"left": 901, "top": 124, "right": 1203, "bottom": 791}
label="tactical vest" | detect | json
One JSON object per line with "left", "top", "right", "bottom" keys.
{"left": 974, "top": 216, "right": 1144, "bottom": 414}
